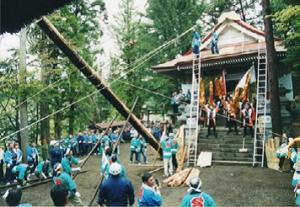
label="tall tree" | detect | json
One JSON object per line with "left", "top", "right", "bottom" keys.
{"left": 262, "top": 0, "right": 282, "bottom": 138}
{"left": 18, "top": 28, "right": 29, "bottom": 161}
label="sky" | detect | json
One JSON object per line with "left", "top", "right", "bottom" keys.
{"left": 0, "top": 0, "right": 147, "bottom": 78}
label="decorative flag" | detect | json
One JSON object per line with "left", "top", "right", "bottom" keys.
{"left": 209, "top": 80, "right": 214, "bottom": 106}
{"left": 214, "top": 77, "right": 222, "bottom": 97}
{"left": 199, "top": 78, "right": 206, "bottom": 107}
{"left": 240, "top": 73, "right": 251, "bottom": 101}
{"left": 220, "top": 69, "right": 227, "bottom": 96}
{"left": 236, "top": 65, "right": 256, "bottom": 89}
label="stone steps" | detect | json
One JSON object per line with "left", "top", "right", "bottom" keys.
{"left": 196, "top": 127, "right": 254, "bottom": 162}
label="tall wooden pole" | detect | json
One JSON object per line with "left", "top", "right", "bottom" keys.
{"left": 19, "top": 28, "right": 29, "bottom": 162}
{"left": 262, "top": 0, "right": 282, "bottom": 139}
{"left": 38, "top": 17, "right": 162, "bottom": 155}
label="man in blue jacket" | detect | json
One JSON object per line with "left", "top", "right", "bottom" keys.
{"left": 138, "top": 172, "right": 162, "bottom": 207}
{"left": 50, "top": 142, "right": 64, "bottom": 168}
{"left": 97, "top": 163, "right": 135, "bottom": 206}
{"left": 181, "top": 177, "right": 216, "bottom": 207}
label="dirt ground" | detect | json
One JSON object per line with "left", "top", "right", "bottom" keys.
{"left": 0, "top": 142, "right": 294, "bottom": 206}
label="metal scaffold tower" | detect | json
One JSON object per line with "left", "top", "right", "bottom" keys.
{"left": 253, "top": 42, "right": 267, "bottom": 167}
{"left": 186, "top": 52, "right": 201, "bottom": 166}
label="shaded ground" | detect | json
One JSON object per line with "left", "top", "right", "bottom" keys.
{"left": 0, "top": 142, "right": 294, "bottom": 206}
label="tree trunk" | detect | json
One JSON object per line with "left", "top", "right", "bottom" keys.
{"left": 54, "top": 112, "right": 62, "bottom": 139}
{"left": 262, "top": 0, "right": 282, "bottom": 139}
{"left": 19, "top": 28, "right": 29, "bottom": 162}
{"left": 40, "top": 65, "right": 50, "bottom": 159}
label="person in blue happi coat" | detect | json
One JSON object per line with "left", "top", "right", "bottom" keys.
{"left": 138, "top": 172, "right": 162, "bottom": 207}
{"left": 50, "top": 141, "right": 64, "bottom": 168}
{"left": 192, "top": 31, "right": 201, "bottom": 55}
{"left": 61, "top": 149, "right": 81, "bottom": 175}
{"left": 12, "top": 163, "right": 31, "bottom": 186}
{"left": 35, "top": 159, "right": 52, "bottom": 179}
{"left": 181, "top": 177, "right": 216, "bottom": 207}
{"left": 14, "top": 143, "right": 22, "bottom": 164}
{"left": 211, "top": 31, "right": 219, "bottom": 54}
{"left": 4, "top": 143, "right": 17, "bottom": 184}
{"left": 26, "top": 142, "right": 38, "bottom": 173}
{"left": 53, "top": 163, "right": 84, "bottom": 206}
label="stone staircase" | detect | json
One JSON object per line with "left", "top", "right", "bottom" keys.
{"left": 197, "top": 127, "right": 254, "bottom": 164}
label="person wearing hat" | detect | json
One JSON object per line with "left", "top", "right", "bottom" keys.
{"left": 53, "top": 163, "right": 84, "bottom": 206}
{"left": 61, "top": 149, "right": 81, "bottom": 175}
{"left": 35, "top": 159, "right": 52, "bottom": 179}
{"left": 12, "top": 163, "right": 31, "bottom": 187}
{"left": 181, "top": 177, "right": 216, "bottom": 207}
{"left": 138, "top": 172, "right": 162, "bottom": 207}
{"left": 170, "top": 133, "right": 178, "bottom": 171}
{"left": 161, "top": 135, "right": 173, "bottom": 177}
{"left": 109, "top": 154, "right": 126, "bottom": 177}
{"left": 97, "top": 163, "right": 135, "bottom": 207}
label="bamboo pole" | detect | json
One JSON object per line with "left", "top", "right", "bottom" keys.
{"left": 37, "top": 17, "right": 162, "bottom": 156}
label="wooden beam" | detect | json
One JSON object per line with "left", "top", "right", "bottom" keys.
{"left": 37, "top": 17, "right": 162, "bottom": 156}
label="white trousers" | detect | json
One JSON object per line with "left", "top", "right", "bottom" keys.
{"left": 163, "top": 158, "right": 173, "bottom": 176}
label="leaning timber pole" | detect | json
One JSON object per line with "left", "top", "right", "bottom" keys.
{"left": 38, "top": 17, "right": 162, "bottom": 155}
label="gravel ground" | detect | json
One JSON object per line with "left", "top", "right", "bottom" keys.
{"left": 0, "top": 142, "right": 294, "bottom": 206}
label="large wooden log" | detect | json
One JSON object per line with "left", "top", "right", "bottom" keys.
{"left": 38, "top": 17, "right": 162, "bottom": 155}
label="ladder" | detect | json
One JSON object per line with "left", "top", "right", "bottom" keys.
{"left": 253, "top": 43, "right": 267, "bottom": 167}
{"left": 186, "top": 52, "right": 201, "bottom": 166}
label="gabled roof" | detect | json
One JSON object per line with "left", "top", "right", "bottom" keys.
{"left": 1, "top": 0, "right": 73, "bottom": 34}
{"left": 153, "top": 12, "right": 285, "bottom": 72}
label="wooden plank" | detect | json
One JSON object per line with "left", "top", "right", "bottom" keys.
{"left": 197, "top": 152, "right": 212, "bottom": 167}
{"left": 38, "top": 17, "right": 162, "bottom": 156}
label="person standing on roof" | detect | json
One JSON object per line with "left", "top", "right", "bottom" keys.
{"left": 211, "top": 32, "right": 219, "bottom": 54}
{"left": 181, "top": 177, "right": 216, "bottom": 207}
{"left": 97, "top": 163, "right": 135, "bottom": 207}
{"left": 192, "top": 31, "right": 201, "bottom": 55}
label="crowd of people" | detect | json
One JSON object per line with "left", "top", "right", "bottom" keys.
{"left": 0, "top": 121, "right": 218, "bottom": 207}
{"left": 170, "top": 90, "right": 257, "bottom": 139}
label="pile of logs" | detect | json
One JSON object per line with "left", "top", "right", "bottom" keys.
{"left": 162, "top": 167, "right": 200, "bottom": 187}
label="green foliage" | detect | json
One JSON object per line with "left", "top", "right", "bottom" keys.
{"left": 274, "top": 5, "right": 300, "bottom": 69}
